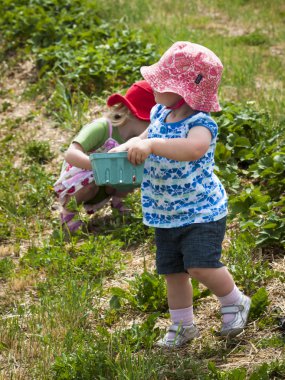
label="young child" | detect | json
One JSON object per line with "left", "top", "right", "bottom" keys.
{"left": 110, "top": 42, "right": 251, "bottom": 347}
{"left": 54, "top": 80, "right": 156, "bottom": 233}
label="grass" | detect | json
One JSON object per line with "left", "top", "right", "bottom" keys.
{"left": 0, "top": 0, "right": 284, "bottom": 378}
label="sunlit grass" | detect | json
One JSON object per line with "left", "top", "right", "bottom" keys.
{"left": 0, "top": 1, "right": 284, "bottom": 378}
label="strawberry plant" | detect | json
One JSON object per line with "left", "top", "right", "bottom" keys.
{"left": 0, "top": 0, "right": 158, "bottom": 93}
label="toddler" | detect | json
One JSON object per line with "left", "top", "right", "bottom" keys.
{"left": 110, "top": 42, "right": 251, "bottom": 347}
{"left": 54, "top": 81, "right": 155, "bottom": 233}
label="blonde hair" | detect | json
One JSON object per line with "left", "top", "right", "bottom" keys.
{"left": 106, "top": 104, "right": 132, "bottom": 128}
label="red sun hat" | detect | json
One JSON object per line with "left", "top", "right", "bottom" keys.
{"left": 140, "top": 41, "right": 223, "bottom": 113}
{"left": 107, "top": 80, "right": 156, "bottom": 121}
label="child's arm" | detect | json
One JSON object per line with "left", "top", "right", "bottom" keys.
{"left": 64, "top": 142, "right": 92, "bottom": 170}
{"left": 126, "top": 126, "right": 212, "bottom": 165}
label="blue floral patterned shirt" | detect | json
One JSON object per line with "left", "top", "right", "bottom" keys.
{"left": 141, "top": 104, "right": 228, "bottom": 228}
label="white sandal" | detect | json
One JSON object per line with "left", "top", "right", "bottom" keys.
{"left": 155, "top": 324, "right": 199, "bottom": 348}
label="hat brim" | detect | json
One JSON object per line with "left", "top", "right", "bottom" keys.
{"left": 107, "top": 93, "right": 150, "bottom": 121}
{"left": 141, "top": 66, "right": 222, "bottom": 113}
{"left": 140, "top": 65, "right": 167, "bottom": 93}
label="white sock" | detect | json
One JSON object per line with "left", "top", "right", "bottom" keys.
{"left": 218, "top": 286, "right": 243, "bottom": 323}
{"left": 167, "top": 306, "right": 194, "bottom": 340}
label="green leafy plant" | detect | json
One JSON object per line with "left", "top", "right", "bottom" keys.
{"left": 233, "top": 31, "right": 269, "bottom": 46}
{"left": 106, "top": 190, "right": 155, "bottom": 247}
{"left": 21, "top": 235, "right": 124, "bottom": 279}
{"left": 207, "top": 361, "right": 247, "bottom": 379}
{"left": 248, "top": 361, "right": 285, "bottom": 380}
{"left": 114, "top": 313, "right": 160, "bottom": 351}
{"left": 206, "top": 360, "right": 285, "bottom": 380}
{"left": 0, "top": 1, "right": 158, "bottom": 95}
{"left": 110, "top": 270, "right": 168, "bottom": 313}
{"left": 225, "top": 232, "right": 273, "bottom": 293}
{"left": 249, "top": 287, "right": 269, "bottom": 320}
{"left": 129, "top": 271, "right": 168, "bottom": 312}
{"left": 45, "top": 80, "right": 90, "bottom": 130}
{"left": 0, "top": 257, "right": 15, "bottom": 279}
{"left": 25, "top": 140, "right": 54, "bottom": 163}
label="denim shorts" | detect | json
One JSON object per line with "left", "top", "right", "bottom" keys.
{"left": 155, "top": 217, "right": 227, "bottom": 274}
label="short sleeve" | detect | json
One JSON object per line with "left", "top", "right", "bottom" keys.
{"left": 190, "top": 112, "right": 218, "bottom": 139}
{"left": 150, "top": 104, "right": 162, "bottom": 122}
{"left": 73, "top": 118, "right": 109, "bottom": 152}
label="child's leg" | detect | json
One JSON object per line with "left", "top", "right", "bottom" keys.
{"left": 188, "top": 267, "right": 251, "bottom": 336}
{"left": 74, "top": 182, "right": 99, "bottom": 204}
{"left": 165, "top": 273, "right": 194, "bottom": 337}
{"left": 165, "top": 272, "right": 193, "bottom": 310}
{"left": 157, "top": 272, "right": 199, "bottom": 347}
{"left": 188, "top": 267, "right": 234, "bottom": 297}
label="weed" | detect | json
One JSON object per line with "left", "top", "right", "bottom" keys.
{"left": 110, "top": 270, "right": 168, "bottom": 313}
{"left": 207, "top": 361, "right": 247, "bottom": 379}
{"left": 52, "top": 340, "right": 163, "bottom": 380}
{"left": 114, "top": 313, "right": 160, "bottom": 351}
{"left": 207, "top": 360, "right": 285, "bottom": 380}
{"left": 249, "top": 287, "right": 270, "bottom": 320}
{"left": 0, "top": 101, "right": 12, "bottom": 112}
{"left": 106, "top": 190, "right": 155, "bottom": 247}
{"left": 248, "top": 360, "right": 285, "bottom": 379}
{"left": 233, "top": 31, "right": 269, "bottom": 46}
{"left": 224, "top": 232, "right": 273, "bottom": 293}
{"left": 45, "top": 80, "right": 90, "bottom": 130}
{"left": 21, "top": 235, "right": 124, "bottom": 279}
{"left": 24, "top": 140, "right": 54, "bottom": 163}
{"left": 256, "top": 336, "right": 285, "bottom": 349}
{"left": 0, "top": 257, "right": 15, "bottom": 279}
{"left": 129, "top": 271, "right": 168, "bottom": 312}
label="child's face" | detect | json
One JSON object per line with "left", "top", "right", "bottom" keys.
{"left": 153, "top": 91, "right": 182, "bottom": 107}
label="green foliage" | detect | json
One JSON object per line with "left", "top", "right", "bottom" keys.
{"left": 0, "top": 257, "right": 15, "bottom": 279}
{"left": 0, "top": 0, "right": 158, "bottom": 93}
{"left": 248, "top": 361, "right": 285, "bottom": 380}
{"left": 256, "top": 335, "right": 285, "bottom": 349}
{"left": 21, "top": 235, "right": 124, "bottom": 279}
{"left": 128, "top": 271, "right": 168, "bottom": 312}
{"left": 214, "top": 102, "right": 285, "bottom": 250}
{"left": 110, "top": 270, "right": 168, "bottom": 313}
{"left": 46, "top": 80, "right": 90, "bottom": 130}
{"left": 192, "top": 278, "right": 211, "bottom": 303}
{"left": 110, "top": 272, "right": 210, "bottom": 315}
{"left": 225, "top": 232, "right": 273, "bottom": 293}
{"left": 207, "top": 361, "right": 247, "bottom": 379}
{"left": 248, "top": 144, "right": 285, "bottom": 197}
{"left": 215, "top": 102, "right": 271, "bottom": 167}
{"left": 19, "top": 164, "right": 54, "bottom": 215}
{"left": 107, "top": 190, "right": 155, "bottom": 247}
{"left": 231, "top": 190, "right": 285, "bottom": 249}
{"left": 52, "top": 334, "right": 162, "bottom": 380}
{"left": 207, "top": 360, "right": 285, "bottom": 380}
{"left": 115, "top": 313, "right": 160, "bottom": 351}
{"left": 249, "top": 287, "right": 270, "bottom": 320}
{"left": 233, "top": 31, "right": 269, "bottom": 46}
{"left": 52, "top": 340, "right": 112, "bottom": 380}
{"left": 24, "top": 140, "right": 54, "bottom": 163}
{"left": 0, "top": 101, "right": 12, "bottom": 112}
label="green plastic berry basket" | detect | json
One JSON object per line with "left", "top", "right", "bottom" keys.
{"left": 90, "top": 152, "right": 144, "bottom": 189}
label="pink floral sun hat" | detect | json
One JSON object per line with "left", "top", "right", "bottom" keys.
{"left": 140, "top": 41, "right": 223, "bottom": 112}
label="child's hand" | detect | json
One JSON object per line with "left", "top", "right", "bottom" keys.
{"left": 108, "top": 137, "right": 141, "bottom": 154}
{"left": 108, "top": 144, "right": 128, "bottom": 153}
{"left": 127, "top": 140, "right": 152, "bottom": 165}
